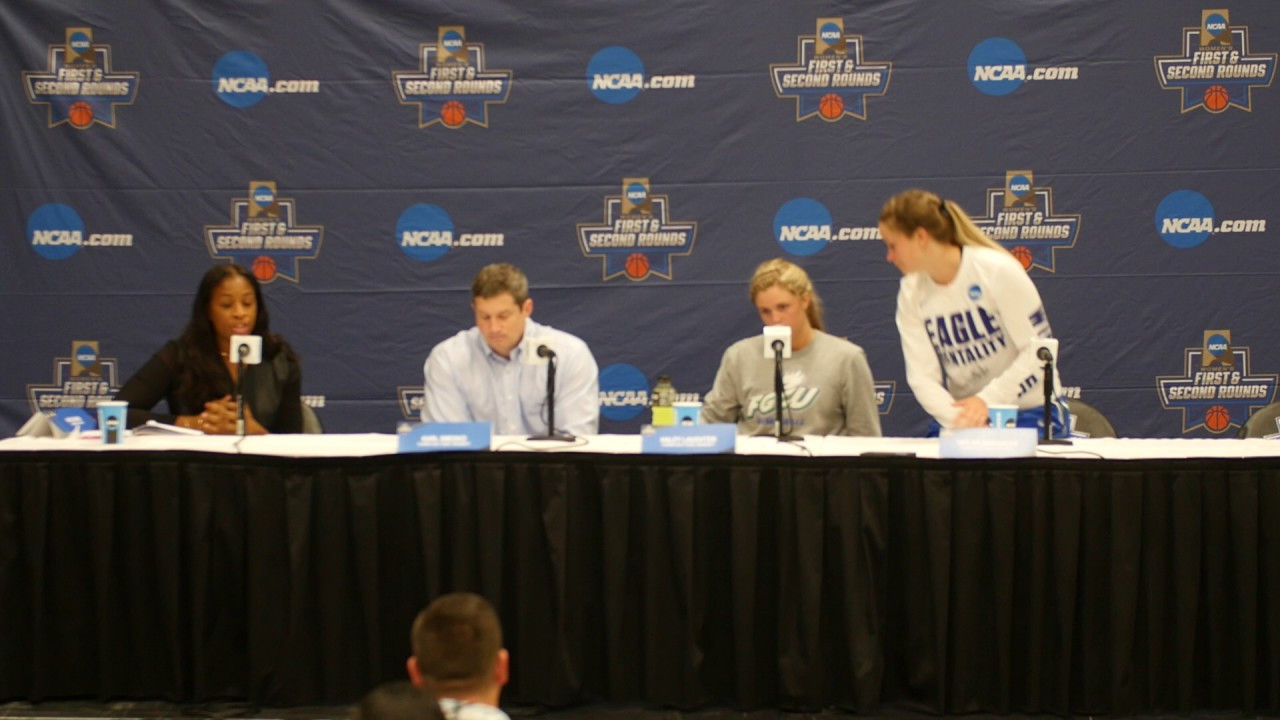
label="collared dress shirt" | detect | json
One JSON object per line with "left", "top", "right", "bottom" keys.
{"left": 422, "top": 319, "right": 599, "bottom": 436}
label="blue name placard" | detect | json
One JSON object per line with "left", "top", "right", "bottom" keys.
{"left": 641, "top": 423, "right": 737, "bottom": 455}
{"left": 398, "top": 422, "right": 492, "bottom": 453}
{"left": 52, "top": 408, "right": 96, "bottom": 434}
{"left": 939, "top": 427, "right": 1038, "bottom": 459}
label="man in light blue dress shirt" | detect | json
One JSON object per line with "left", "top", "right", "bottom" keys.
{"left": 422, "top": 263, "right": 599, "bottom": 436}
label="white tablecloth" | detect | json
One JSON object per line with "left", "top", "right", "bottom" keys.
{"left": 2, "top": 432, "right": 1278, "bottom": 460}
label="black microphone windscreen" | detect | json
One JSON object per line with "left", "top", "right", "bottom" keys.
{"left": 537, "top": 344, "right": 555, "bottom": 358}
{"left": 1037, "top": 347, "right": 1053, "bottom": 362}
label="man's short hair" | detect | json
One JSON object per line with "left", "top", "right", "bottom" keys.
{"left": 410, "top": 592, "right": 503, "bottom": 692}
{"left": 471, "top": 263, "right": 528, "bottom": 305}
{"left": 355, "top": 681, "right": 443, "bottom": 720}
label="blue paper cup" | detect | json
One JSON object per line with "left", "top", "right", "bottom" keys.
{"left": 987, "top": 404, "right": 1019, "bottom": 429}
{"left": 97, "top": 400, "right": 129, "bottom": 445}
{"left": 674, "top": 401, "right": 702, "bottom": 426}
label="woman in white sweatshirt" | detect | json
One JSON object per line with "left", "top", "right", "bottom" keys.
{"left": 878, "top": 189, "right": 1069, "bottom": 437}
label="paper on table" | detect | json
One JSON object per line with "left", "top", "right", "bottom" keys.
{"left": 131, "top": 419, "right": 203, "bottom": 436}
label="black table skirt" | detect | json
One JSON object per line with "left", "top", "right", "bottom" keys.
{"left": 2, "top": 451, "right": 1278, "bottom": 715}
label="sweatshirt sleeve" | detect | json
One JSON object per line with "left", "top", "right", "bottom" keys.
{"left": 896, "top": 280, "right": 960, "bottom": 428}
{"left": 974, "top": 257, "right": 1054, "bottom": 406}
{"left": 700, "top": 344, "right": 742, "bottom": 425}
{"left": 842, "top": 346, "right": 883, "bottom": 437}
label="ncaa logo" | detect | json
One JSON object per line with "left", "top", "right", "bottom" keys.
{"left": 1008, "top": 175, "right": 1032, "bottom": 199}
{"left": 28, "top": 204, "right": 85, "bottom": 260}
{"left": 773, "top": 198, "right": 832, "bottom": 256}
{"left": 1155, "top": 190, "right": 1214, "bottom": 248}
{"left": 397, "top": 204, "right": 455, "bottom": 262}
{"left": 75, "top": 343, "right": 97, "bottom": 366}
{"left": 598, "top": 363, "right": 650, "bottom": 421}
{"left": 819, "top": 23, "right": 842, "bottom": 44}
{"left": 967, "top": 284, "right": 983, "bottom": 301}
{"left": 968, "top": 38, "right": 1027, "bottom": 96}
{"left": 213, "top": 51, "right": 270, "bottom": 107}
{"left": 587, "top": 46, "right": 645, "bottom": 104}
{"left": 68, "top": 30, "right": 91, "bottom": 54}
{"left": 1206, "top": 333, "right": 1230, "bottom": 358}
{"left": 441, "top": 30, "right": 464, "bottom": 53}
{"left": 626, "top": 182, "right": 648, "bottom": 205}
{"left": 253, "top": 184, "right": 275, "bottom": 210}
{"left": 1204, "top": 13, "right": 1229, "bottom": 43}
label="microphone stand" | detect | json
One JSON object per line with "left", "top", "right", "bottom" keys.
{"left": 1038, "top": 349, "right": 1071, "bottom": 446}
{"left": 772, "top": 340, "right": 799, "bottom": 441}
{"left": 529, "top": 349, "right": 574, "bottom": 442}
{"left": 235, "top": 343, "right": 248, "bottom": 437}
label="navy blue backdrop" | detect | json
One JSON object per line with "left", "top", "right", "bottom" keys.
{"left": 3, "top": 0, "right": 1278, "bottom": 438}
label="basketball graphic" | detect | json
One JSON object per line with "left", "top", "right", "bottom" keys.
{"left": 68, "top": 101, "right": 94, "bottom": 128}
{"left": 1205, "top": 404, "right": 1231, "bottom": 432}
{"left": 818, "top": 93, "right": 844, "bottom": 120}
{"left": 1011, "top": 245, "right": 1033, "bottom": 270}
{"left": 252, "top": 255, "right": 277, "bottom": 282}
{"left": 1203, "top": 85, "right": 1229, "bottom": 112}
{"left": 625, "top": 252, "right": 650, "bottom": 279}
{"left": 441, "top": 100, "right": 466, "bottom": 127}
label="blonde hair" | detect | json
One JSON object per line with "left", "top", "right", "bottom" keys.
{"left": 749, "top": 258, "right": 824, "bottom": 331}
{"left": 879, "top": 189, "right": 1012, "bottom": 256}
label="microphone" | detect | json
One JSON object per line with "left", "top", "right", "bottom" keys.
{"left": 230, "top": 334, "right": 262, "bottom": 436}
{"left": 762, "top": 325, "right": 792, "bottom": 359}
{"left": 1032, "top": 337, "right": 1069, "bottom": 445}
{"left": 527, "top": 341, "right": 573, "bottom": 442}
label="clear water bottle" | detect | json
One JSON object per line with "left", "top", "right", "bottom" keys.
{"left": 651, "top": 374, "right": 676, "bottom": 427}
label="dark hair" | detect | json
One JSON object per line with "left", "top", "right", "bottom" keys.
{"left": 354, "top": 681, "right": 443, "bottom": 720}
{"left": 174, "top": 264, "right": 281, "bottom": 409}
{"left": 410, "top": 592, "right": 503, "bottom": 694}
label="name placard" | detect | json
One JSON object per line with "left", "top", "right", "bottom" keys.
{"left": 398, "top": 422, "right": 492, "bottom": 453}
{"left": 939, "top": 427, "right": 1037, "bottom": 458}
{"left": 641, "top": 424, "right": 736, "bottom": 455}
{"left": 52, "top": 408, "right": 96, "bottom": 434}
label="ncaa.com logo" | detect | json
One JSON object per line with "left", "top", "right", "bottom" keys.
{"left": 213, "top": 51, "right": 320, "bottom": 108}
{"left": 28, "top": 203, "right": 133, "bottom": 260}
{"left": 396, "top": 204, "right": 505, "bottom": 262}
{"left": 773, "top": 198, "right": 880, "bottom": 256}
{"left": 968, "top": 38, "right": 1079, "bottom": 96}
{"left": 587, "top": 47, "right": 695, "bottom": 104}
{"left": 1154, "top": 190, "right": 1267, "bottom": 249}
{"left": 598, "top": 363, "right": 650, "bottom": 421}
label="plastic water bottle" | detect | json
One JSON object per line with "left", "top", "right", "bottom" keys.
{"left": 651, "top": 374, "right": 676, "bottom": 427}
